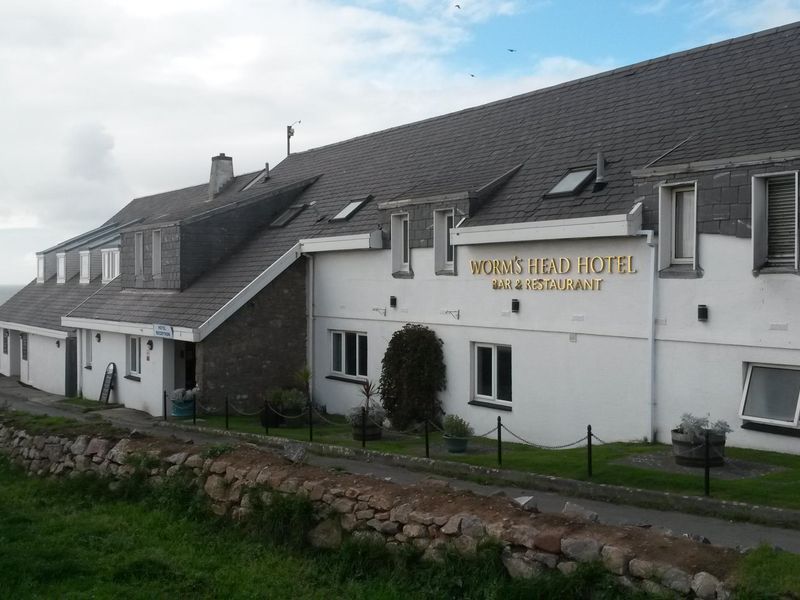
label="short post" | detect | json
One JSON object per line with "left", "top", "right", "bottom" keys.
{"left": 497, "top": 416, "right": 502, "bottom": 467}
{"left": 704, "top": 429, "right": 711, "bottom": 497}
{"left": 225, "top": 396, "right": 229, "bottom": 430}
{"left": 162, "top": 390, "right": 167, "bottom": 422}
{"left": 264, "top": 400, "right": 269, "bottom": 436}
{"left": 424, "top": 420, "right": 430, "bottom": 459}
{"left": 587, "top": 424, "right": 593, "bottom": 478}
{"left": 361, "top": 407, "right": 367, "bottom": 449}
{"left": 192, "top": 395, "right": 197, "bottom": 426}
{"left": 308, "top": 399, "right": 313, "bottom": 442}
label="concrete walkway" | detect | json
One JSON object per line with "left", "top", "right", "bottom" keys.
{"left": 1, "top": 374, "right": 799, "bottom": 554}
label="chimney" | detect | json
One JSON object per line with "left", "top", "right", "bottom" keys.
{"left": 209, "top": 153, "right": 234, "bottom": 200}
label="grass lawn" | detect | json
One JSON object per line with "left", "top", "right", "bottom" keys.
{"left": 60, "top": 397, "right": 121, "bottom": 412}
{"left": 185, "top": 414, "right": 800, "bottom": 511}
{"left": 0, "top": 456, "right": 651, "bottom": 600}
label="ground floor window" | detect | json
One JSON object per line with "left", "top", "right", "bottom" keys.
{"left": 740, "top": 364, "right": 800, "bottom": 426}
{"left": 21, "top": 333, "right": 28, "bottom": 361}
{"left": 127, "top": 336, "right": 141, "bottom": 377}
{"left": 474, "top": 343, "right": 512, "bottom": 403}
{"left": 84, "top": 330, "right": 92, "bottom": 368}
{"left": 331, "top": 331, "right": 367, "bottom": 378}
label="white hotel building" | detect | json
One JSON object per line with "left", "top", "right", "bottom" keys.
{"left": 2, "top": 24, "right": 800, "bottom": 452}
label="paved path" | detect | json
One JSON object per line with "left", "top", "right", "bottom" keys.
{"left": 1, "top": 375, "right": 799, "bottom": 553}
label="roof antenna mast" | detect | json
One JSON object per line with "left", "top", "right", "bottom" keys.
{"left": 287, "top": 120, "right": 301, "bottom": 156}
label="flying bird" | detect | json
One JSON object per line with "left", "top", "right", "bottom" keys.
{"left": 455, "top": 4, "right": 461, "bottom": 8}
{"left": 469, "top": 73, "right": 476, "bottom": 77}
{"left": 507, "top": 49, "right": 516, "bottom": 53}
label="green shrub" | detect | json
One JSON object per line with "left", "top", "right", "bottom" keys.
{"left": 244, "top": 489, "right": 315, "bottom": 549}
{"left": 443, "top": 414, "right": 474, "bottom": 438}
{"left": 268, "top": 388, "right": 307, "bottom": 415}
{"left": 379, "top": 324, "right": 446, "bottom": 429}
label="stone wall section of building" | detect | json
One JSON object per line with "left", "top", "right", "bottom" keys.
{"left": 120, "top": 225, "right": 181, "bottom": 290}
{"left": 0, "top": 422, "right": 737, "bottom": 599}
{"left": 195, "top": 257, "right": 307, "bottom": 410}
{"left": 380, "top": 197, "right": 471, "bottom": 250}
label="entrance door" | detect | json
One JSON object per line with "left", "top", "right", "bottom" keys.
{"left": 19, "top": 333, "right": 29, "bottom": 383}
{"left": 185, "top": 343, "right": 196, "bottom": 389}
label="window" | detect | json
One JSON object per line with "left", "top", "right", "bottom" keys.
{"left": 84, "top": 330, "right": 92, "bottom": 368}
{"left": 271, "top": 205, "right": 306, "bottom": 227}
{"left": 21, "top": 333, "right": 28, "bottom": 361}
{"left": 2, "top": 330, "right": 8, "bottom": 355}
{"left": 546, "top": 168, "right": 595, "bottom": 196}
{"left": 134, "top": 232, "right": 143, "bottom": 276}
{"left": 331, "top": 196, "right": 371, "bottom": 221}
{"left": 56, "top": 252, "right": 66, "bottom": 284}
{"left": 753, "top": 172, "right": 799, "bottom": 270}
{"left": 330, "top": 331, "right": 367, "bottom": 378}
{"left": 658, "top": 182, "right": 697, "bottom": 271}
{"left": 79, "top": 251, "right": 90, "bottom": 284}
{"left": 152, "top": 230, "right": 162, "bottom": 277}
{"left": 127, "top": 336, "right": 141, "bottom": 376}
{"left": 391, "top": 213, "right": 411, "bottom": 275}
{"left": 474, "top": 343, "right": 512, "bottom": 403}
{"left": 36, "top": 255, "right": 45, "bottom": 283}
{"left": 434, "top": 209, "right": 456, "bottom": 274}
{"left": 740, "top": 364, "right": 800, "bottom": 426}
{"left": 101, "top": 248, "right": 120, "bottom": 283}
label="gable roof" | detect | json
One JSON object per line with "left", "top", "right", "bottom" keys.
{"left": 10, "top": 22, "right": 800, "bottom": 333}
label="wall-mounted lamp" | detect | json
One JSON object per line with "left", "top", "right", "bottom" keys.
{"left": 95, "top": 333, "right": 102, "bottom": 343}
{"left": 390, "top": 296, "right": 397, "bottom": 309}
{"left": 697, "top": 304, "right": 709, "bottom": 322}
{"left": 56, "top": 340, "right": 60, "bottom": 348}
{"left": 372, "top": 307, "right": 387, "bottom": 317}
{"left": 443, "top": 309, "right": 461, "bottom": 320}
{"left": 511, "top": 299, "right": 520, "bottom": 313}
{"left": 146, "top": 340, "right": 154, "bottom": 350}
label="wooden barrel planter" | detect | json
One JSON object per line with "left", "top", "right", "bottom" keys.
{"left": 443, "top": 435, "right": 469, "bottom": 454}
{"left": 671, "top": 429, "right": 726, "bottom": 467}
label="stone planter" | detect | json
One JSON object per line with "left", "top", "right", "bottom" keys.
{"left": 443, "top": 435, "right": 469, "bottom": 453}
{"left": 671, "top": 429, "right": 726, "bottom": 467}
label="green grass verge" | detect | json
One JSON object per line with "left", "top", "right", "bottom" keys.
{"left": 186, "top": 414, "right": 800, "bottom": 511}
{"left": 0, "top": 455, "right": 653, "bottom": 599}
{"left": 735, "top": 545, "right": 800, "bottom": 598}
{"left": 0, "top": 410, "right": 123, "bottom": 438}
{"left": 59, "top": 397, "right": 121, "bottom": 412}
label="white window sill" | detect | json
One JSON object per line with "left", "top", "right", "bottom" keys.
{"left": 468, "top": 399, "right": 512, "bottom": 412}
{"left": 326, "top": 374, "right": 367, "bottom": 385}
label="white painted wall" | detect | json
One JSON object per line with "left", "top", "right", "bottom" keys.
{"left": 81, "top": 329, "right": 174, "bottom": 416}
{"left": 312, "top": 237, "right": 654, "bottom": 446}
{"left": 19, "top": 333, "right": 66, "bottom": 395}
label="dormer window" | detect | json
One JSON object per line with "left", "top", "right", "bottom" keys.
{"left": 391, "top": 213, "right": 411, "bottom": 277}
{"left": 79, "top": 251, "right": 90, "bottom": 284}
{"left": 434, "top": 208, "right": 456, "bottom": 275}
{"left": 134, "top": 232, "right": 143, "bottom": 276}
{"left": 36, "top": 255, "right": 45, "bottom": 283}
{"left": 152, "top": 230, "right": 162, "bottom": 277}
{"left": 546, "top": 168, "right": 595, "bottom": 197}
{"left": 331, "top": 196, "right": 371, "bottom": 222}
{"left": 101, "top": 248, "right": 120, "bottom": 283}
{"left": 56, "top": 253, "right": 66, "bottom": 284}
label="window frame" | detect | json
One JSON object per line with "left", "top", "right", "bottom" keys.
{"left": 330, "top": 197, "right": 370, "bottom": 222}
{"left": 391, "top": 213, "right": 411, "bottom": 275}
{"left": 330, "top": 330, "right": 368, "bottom": 379}
{"left": 472, "top": 342, "right": 513, "bottom": 405}
{"left": 101, "top": 248, "right": 120, "bottom": 283}
{"left": 670, "top": 187, "right": 696, "bottom": 265}
{"left": 20, "top": 333, "right": 28, "bottom": 361}
{"left": 434, "top": 208, "right": 456, "bottom": 274}
{"left": 134, "top": 232, "right": 144, "bottom": 276}
{"left": 127, "top": 335, "right": 142, "bottom": 377}
{"left": 56, "top": 252, "right": 66, "bottom": 284}
{"left": 36, "top": 255, "right": 45, "bottom": 283}
{"left": 79, "top": 251, "right": 91, "bottom": 284}
{"left": 152, "top": 230, "right": 162, "bottom": 277}
{"left": 739, "top": 363, "right": 800, "bottom": 427}
{"left": 545, "top": 167, "right": 596, "bottom": 197}
{"left": 84, "top": 329, "right": 92, "bottom": 368}
{"left": 752, "top": 171, "right": 799, "bottom": 271}
{"left": 2, "top": 329, "right": 8, "bottom": 355}
{"left": 657, "top": 181, "right": 698, "bottom": 272}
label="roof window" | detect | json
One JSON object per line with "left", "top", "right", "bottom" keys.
{"left": 546, "top": 168, "right": 595, "bottom": 197}
{"left": 330, "top": 195, "right": 372, "bottom": 222}
{"left": 271, "top": 205, "right": 306, "bottom": 228}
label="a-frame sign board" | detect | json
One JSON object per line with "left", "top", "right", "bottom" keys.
{"left": 99, "top": 362, "right": 117, "bottom": 404}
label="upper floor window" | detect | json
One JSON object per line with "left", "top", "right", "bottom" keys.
{"left": 753, "top": 173, "right": 798, "bottom": 270}
{"left": 134, "top": 232, "right": 144, "bottom": 276}
{"left": 434, "top": 209, "right": 456, "bottom": 274}
{"left": 740, "top": 364, "right": 800, "bottom": 427}
{"left": 56, "top": 252, "right": 66, "bottom": 284}
{"left": 331, "top": 330, "right": 367, "bottom": 379}
{"left": 391, "top": 213, "right": 411, "bottom": 276}
{"left": 101, "top": 248, "right": 120, "bottom": 283}
{"left": 658, "top": 182, "right": 697, "bottom": 272}
{"left": 79, "top": 251, "right": 90, "bottom": 284}
{"left": 331, "top": 196, "right": 370, "bottom": 221}
{"left": 152, "top": 230, "right": 162, "bottom": 277}
{"left": 36, "top": 255, "right": 45, "bottom": 283}
{"left": 2, "top": 329, "right": 8, "bottom": 355}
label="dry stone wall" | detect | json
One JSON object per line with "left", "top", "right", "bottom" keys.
{"left": 0, "top": 423, "right": 738, "bottom": 599}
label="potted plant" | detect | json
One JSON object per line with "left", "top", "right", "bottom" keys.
{"left": 442, "top": 414, "right": 474, "bottom": 453}
{"left": 348, "top": 380, "right": 385, "bottom": 441}
{"left": 671, "top": 413, "right": 732, "bottom": 467}
{"left": 261, "top": 388, "right": 307, "bottom": 428}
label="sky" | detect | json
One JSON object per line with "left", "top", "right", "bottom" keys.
{"left": 1, "top": 0, "right": 799, "bottom": 284}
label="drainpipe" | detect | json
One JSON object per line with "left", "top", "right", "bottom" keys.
{"left": 305, "top": 253, "right": 315, "bottom": 401}
{"left": 638, "top": 229, "right": 657, "bottom": 442}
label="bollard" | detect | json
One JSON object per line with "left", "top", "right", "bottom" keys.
{"left": 704, "top": 429, "right": 711, "bottom": 497}
{"left": 264, "top": 400, "right": 269, "bottom": 436}
{"left": 424, "top": 420, "right": 430, "bottom": 459}
{"left": 587, "top": 424, "right": 593, "bottom": 478}
{"left": 162, "top": 390, "right": 167, "bottom": 421}
{"left": 308, "top": 399, "right": 313, "bottom": 442}
{"left": 192, "top": 396, "right": 197, "bottom": 426}
{"left": 361, "top": 407, "right": 367, "bottom": 449}
{"left": 497, "top": 416, "right": 502, "bottom": 466}
{"left": 225, "top": 397, "right": 229, "bottom": 430}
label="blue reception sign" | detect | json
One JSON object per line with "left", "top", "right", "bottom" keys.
{"left": 153, "top": 324, "right": 174, "bottom": 338}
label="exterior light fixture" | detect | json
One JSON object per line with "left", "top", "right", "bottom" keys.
{"left": 95, "top": 333, "right": 102, "bottom": 343}
{"left": 698, "top": 305, "right": 709, "bottom": 322}
{"left": 511, "top": 299, "right": 520, "bottom": 313}
{"left": 390, "top": 296, "right": 397, "bottom": 308}
{"left": 56, "top": 340, "right": 60, "bottom": 348}
{"left": 146, "top": 340, "right": 154, "bottom": 350}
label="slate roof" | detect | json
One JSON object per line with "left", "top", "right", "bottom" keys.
{"left": 4, "top": 22, "right": 800, "bottom": 332}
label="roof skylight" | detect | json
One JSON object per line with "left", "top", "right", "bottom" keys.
{"left": 330, "top": 195, "right": 372, "bottom": 221}
{"left": 546, "top": 168, "right": 595, "bottom": 196}
{"left": 271, "top": 205, "right": 306, "bottom": 227}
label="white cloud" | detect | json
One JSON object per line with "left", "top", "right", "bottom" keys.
{"left": 697, "top": 0, "right": 800, "bottom": 33}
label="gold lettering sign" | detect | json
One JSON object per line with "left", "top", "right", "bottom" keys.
{"left": 470, "top": 256, "right": 636, "bottom": 291}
